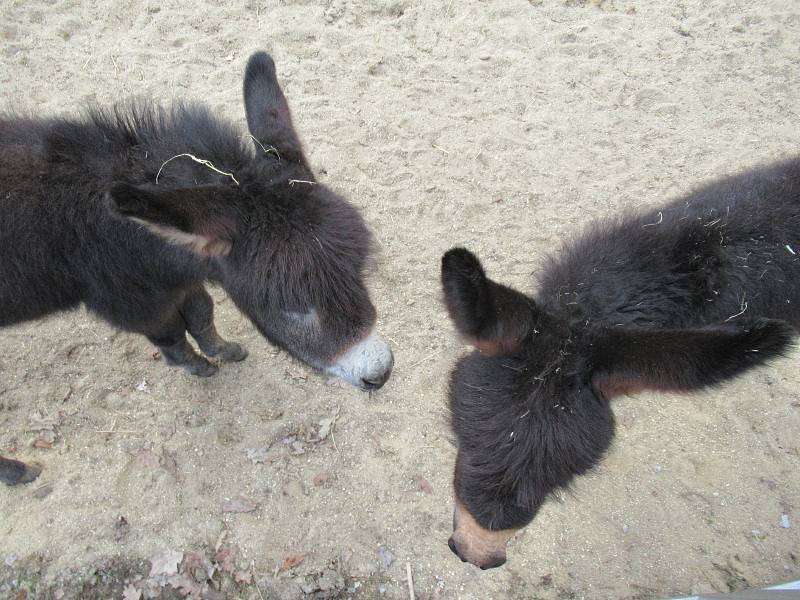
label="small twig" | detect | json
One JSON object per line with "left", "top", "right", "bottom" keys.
{"left": 288, "top": 179, "right": 316, "bottom": 186}
{"left": 786, "top": 244, "right": 796, "bottom": 255}
{"left": 641, "top": 211, "right": 663, "bottom": 228}
{"left": 725, "top": 293, "right": 749, "bottom": 322}
{"left": 111, "top": 55, "right": 119, "bottom": 78}
{"left": 724, "top": 301, "right": 748, "bottom": 322}
{"left": 95, "top": 430, "right": 140, "bottom": 434}
{"left": 386, "top": 335, "right": 403, "bottom": 349}
{"left": 215, "top": 530, "right": 227, "bottom": 552}
{"left": 330, "top": 402, "right": 341, "bottom": 453}
{"left": 432, "top": 144, "right": 450, "bottom": 155}
{"left": 156, "top": 153, "right": 239, "bottom": 185}
{"left": 406, "top": 562, "right": 415, "bottom": 600}
{"left": 245, "top": 134, "right": 281, "bottom": 160}
{"left": 252, "top": 570, "right": 266, "bottom": 600}
{"left": 409, "top": 348, "right": 443, "bottom": 370}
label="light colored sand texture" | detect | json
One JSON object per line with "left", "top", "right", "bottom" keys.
{"left": 2, "top": 1, "right": 800, "bottom": 598}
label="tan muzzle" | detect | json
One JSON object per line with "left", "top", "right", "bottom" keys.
{"left": 447, "top": 498, "right": 517, "bottom": 569}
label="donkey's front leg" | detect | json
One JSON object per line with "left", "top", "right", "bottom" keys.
{"left": 0, "top": 455, "right": 42, "bottom": 486}
{"left": 180, "top": 286, "right": 248, "bottom": 362}
{"left": 147, "top": 310, "right": 218, "bottom": 377}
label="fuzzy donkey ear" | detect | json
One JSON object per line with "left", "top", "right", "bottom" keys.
{"left": 242, "top": 51, "right": 313, "bottom": 173}
{"left": 589, "top": 319, "right": 795, "bottom": 399}
{"left": 106, "top": 182, "right": 238, "bottom": 257}
{"left": 441, "top": 248, "right": 536, "bottom": 356}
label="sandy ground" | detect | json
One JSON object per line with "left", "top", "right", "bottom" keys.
{"left": 2, "top": 0, "right": 800, "bottom": 598}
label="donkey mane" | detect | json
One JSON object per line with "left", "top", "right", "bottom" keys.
{"left": 41, "top": 101, "right": 256, "bottom": 186}
{"left": 33, "top": 99, "right": 376, "bottom": 314}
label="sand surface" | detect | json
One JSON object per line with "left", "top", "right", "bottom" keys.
{"left": 1, "top": 0, "right": 800, "bottom": 598}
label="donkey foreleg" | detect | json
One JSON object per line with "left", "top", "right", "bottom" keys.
{"left": 147, "top": 309, "right": 218, "bottom": 377}
{"left": 180, "top": 286, "right": 248, "bottom": 362}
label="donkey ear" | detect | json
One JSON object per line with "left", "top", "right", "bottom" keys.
{"left": 106, "top": 182, "right": 237, "bottom": 257}
{"left": 590, "top": 319, "right": 795, "bottom": 399}
{"left": 242, "top": 51, "right": 312, "bottom": 172}
{"left": 441, "top": 248, "right": 535, "bottom": 356}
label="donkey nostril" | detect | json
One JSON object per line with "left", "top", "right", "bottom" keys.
{"left": 448, "top": 538, "right": 458, "bottom": 556}
{"left": 480, "top": 557, "right": 506, "bottom": 570}
{"left": 448, "top": 538, "right": 467, "bottom": 562}
{"left": 361, "top": 372, "right": 389, "bottom": 390}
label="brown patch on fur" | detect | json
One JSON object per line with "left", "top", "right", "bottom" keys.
{"left": 131, "top": 218, "right": 232, "bottom": 257}
{"left": 449, "top": 498, "right": 517, "bottom": 568}
{"left": 470, "top": 336, "right": 521, "bottom": 357}
{"left": 591, "top": 372, "right": 672, "bottom": 399}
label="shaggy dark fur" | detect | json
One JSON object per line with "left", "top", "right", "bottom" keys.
{"left": 442, "top": 157, "right": 800, "bottom": 541}
{"left": 0, "top": 52, "right": 381, "bottom": 484}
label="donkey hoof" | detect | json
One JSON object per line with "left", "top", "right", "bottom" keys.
{"left": 219, "top": 342, "right": 248, "bottom": 362}
{"left": 1, "top": 458, "right": 43, "bottom": 486}
{"left": 18, "top": 462, "right": 43, "bottom": 484}
{"left": 187, "top": 360, "right": 219, "bottom": 378}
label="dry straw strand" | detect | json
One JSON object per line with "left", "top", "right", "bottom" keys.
{"left": 156, "top": 153, "right": 240, "bottom": 186}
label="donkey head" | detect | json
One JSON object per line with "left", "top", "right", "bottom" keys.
{"left": 107, "top": 52, "right": 393, "bottom": 391}
{"left": 441, "top": 247, "right": 793, "bottom": 569}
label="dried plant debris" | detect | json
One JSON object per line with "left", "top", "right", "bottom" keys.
{"left": 149, "top": 550, "right": 183, "bottom": 579}
{"left": 415, "top": 476, "right": 434, "bottom": 494}
{"left": 29, "top": 410, "right": 61, "bottom": 447}
{"left": 0, "top": 544, "right": 264, "bottom": 599}
{"left": 1, "top": 535, "right": 383, "bottom": 599}
{"left": 122, "top": 584, "right": 141, "bottom": 600}
{"left": 114, "top": 516, "right": 130, "bottom": 542}
{"left": 243, "top": 447, "right": 270, "bottom": 464}
{"left": 130, "top": 443, "right": 180, "bottom": 479}
{"left": 279, "top": 553, "right": 305, "bottom": 573}
{"left": 278, "top": 411, "right": 342, "bottom": 458}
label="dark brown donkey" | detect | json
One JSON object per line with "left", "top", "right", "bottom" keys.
{"left": 0, "top": 52, "right": 393, "bottom": 485}
{"left": 441, "top": 158, "right": 800, "bottom": 569}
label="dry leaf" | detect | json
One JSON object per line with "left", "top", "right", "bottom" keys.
{"left": 149, "top": 549, "right": 183, "bottom": 577}
{"left": 234, "top": 570, "right": 252, "bottom": 584}
{"left": 33, "top": 438, "right": 52, "bottom": 449}
{"left": 279, "top": 553, "right": 305, "bottom": 572}
{"left": 244, "top": 447, "right": 270, "bottom": 464}
{"left": 165, "top": 573, "right": 203, "bottom": 598}
{"left": 28, "top": 411, "right": 57, "bottom": 432}
{"left": 416, "top": 476, "right": 433, "bottom": 494}
{"left": 316, "top": 417, "right": 334, "bottom": 441}
{"left": 214, "top": 547, "right": 236, "bottom": 574}
{"left": 122, "top": 584, "right": 142, "bottom": 600}
{"left": 183, "top": 550, "right": 215, "bottom": 581}
{"left": 160, "top": 447, "right": 179, "bottom": 480}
